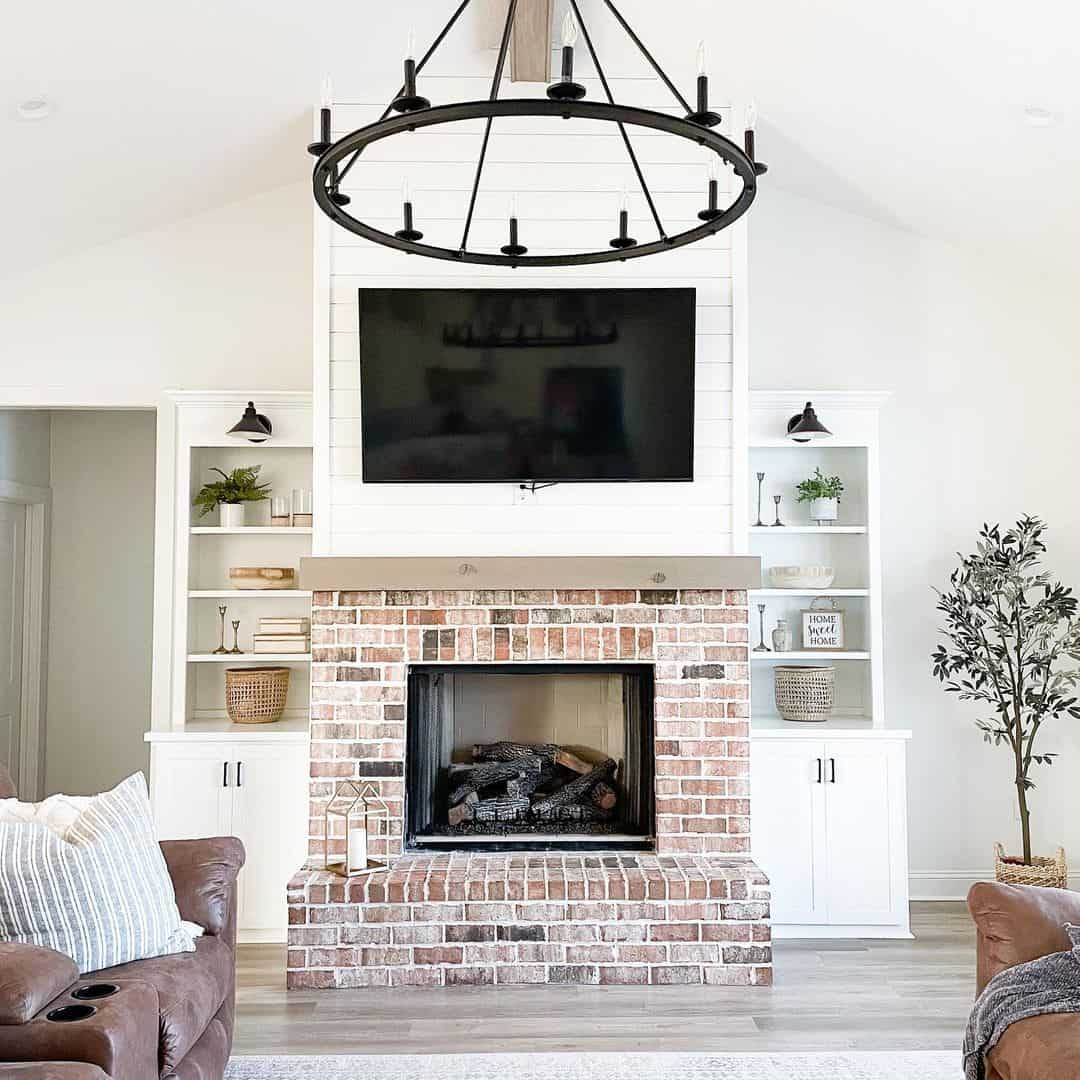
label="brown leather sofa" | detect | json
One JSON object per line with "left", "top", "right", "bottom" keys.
{"left": 968, "top": 880, "right": 1080, "bottom": 1080}
{"left": 0, "top": 765, "right": 244, "bottom": 1080}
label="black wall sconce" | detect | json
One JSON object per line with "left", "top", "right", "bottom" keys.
{"left": 786, "top": 401, "right": 832, "bottom": 443}
{"left": 227, "top": 402, "right": 273, "bottom": 443}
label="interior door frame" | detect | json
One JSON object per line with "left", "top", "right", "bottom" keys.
{"left": 0, "top": 480, "right": 50, "bottom": 799}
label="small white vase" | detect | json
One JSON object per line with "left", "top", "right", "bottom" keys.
{"left": 810, "top": 498, "right": 838, "bottom": 525}
{"left": 219, "top": 503, "right": 246, "bottom": 528}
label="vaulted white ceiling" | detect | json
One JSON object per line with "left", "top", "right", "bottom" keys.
{"left": 4, "top": 0, "right": 1078, "bottom": 276}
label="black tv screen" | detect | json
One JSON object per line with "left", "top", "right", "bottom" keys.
{"left": 358, "top": 288, "right": 695, "bottom": 483}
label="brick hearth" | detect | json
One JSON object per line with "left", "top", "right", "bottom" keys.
{"left": 288, "top": 583, "right": 771, "bottom": 988}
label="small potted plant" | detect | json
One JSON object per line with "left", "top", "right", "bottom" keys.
{"left": 795, "top": 467, "right": 844, "bottom": 525}
{"left": 932, "top": 516, "right": 1080, "bottom": 886}
{"left": 193, "top": 466, "right": 271, "bottom": 527}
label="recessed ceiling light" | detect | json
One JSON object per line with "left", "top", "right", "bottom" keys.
{"left": 1023, "top": 105, "right": 1058, "bottom": 128}
{"left": 16, "top": 98, "right": 53, "bottom": 121}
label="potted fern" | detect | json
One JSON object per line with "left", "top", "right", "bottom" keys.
{"left": 795, "top": 467, "right": 844, "bottom": 525}
{"left": 932, "top": 516, "right": 1080, "bottom": 886}
{"left": 193, "top": 466, "right": 271, "bottom": 527}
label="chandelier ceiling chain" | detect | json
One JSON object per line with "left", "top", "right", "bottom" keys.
{"left": 308, "top": 0, "right": 767, "bottom": 268}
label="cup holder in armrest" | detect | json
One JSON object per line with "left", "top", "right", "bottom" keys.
{"left": 46, "top": 1004, "right": 97, "bottom": 1023}
{"left": 72, "top": 983, "right": 119, "bottom": 1001}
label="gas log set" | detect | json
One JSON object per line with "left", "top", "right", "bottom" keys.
{"left": 444, "top": 741, "right": 621, "bottom": 836}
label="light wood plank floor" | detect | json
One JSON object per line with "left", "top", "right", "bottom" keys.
{"left": 234, "top": 903, "right": 973, "bottom": 1054}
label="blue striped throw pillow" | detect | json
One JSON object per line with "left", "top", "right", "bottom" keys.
{"left": 0, "top": 773, "right": 194, "bottom": 973}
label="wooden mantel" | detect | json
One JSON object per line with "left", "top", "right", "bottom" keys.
{"left": 299, "top": 555, "right": 760, "bottom": 591}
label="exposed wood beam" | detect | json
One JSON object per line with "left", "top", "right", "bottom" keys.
{"left": 510, "top": 0, "right": 553, "bottom": 83}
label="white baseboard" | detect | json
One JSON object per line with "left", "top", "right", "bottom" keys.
{"left": 772, "top": 924, "right": 913, "bottom": 939}
{"left": 910, "top": 869, "right": 1080, "bottom": 901}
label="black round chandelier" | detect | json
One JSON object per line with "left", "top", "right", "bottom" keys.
{"left": 307, "top": 0, "right": 767, "bottom": 268}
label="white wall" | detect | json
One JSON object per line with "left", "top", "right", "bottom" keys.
{"left": 0, "top": 411, "right": 51, "bottom": 489}
{"left": 45, "top": 410, "right": 157, "bottom": 796}
{"left": 749, "top": 187, "right": 1080, "bottom": 895}
{"left": 323, "top": 78, "right": 740, "bottom": 557}
{"left": 0, "top": 183, "right": 312, "bottom": 404}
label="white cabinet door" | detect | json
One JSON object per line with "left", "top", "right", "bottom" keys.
{"left": 150, "top": 743, "right": 233, "bottom": 841}
{"left": 751, "top": 740, "right": 828, "bottom": 925}
{"left": 823, "top": 740, "right": 906, "bottom": 926}
{"left": 229, "top": 744, "right": 309, "bottom": 935}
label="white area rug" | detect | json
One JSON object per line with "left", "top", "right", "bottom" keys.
{"left": 227, "top": 1052, "right": 961, "bottom": 1079}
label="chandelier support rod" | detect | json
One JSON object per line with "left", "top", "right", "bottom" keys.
{"left": 600, "top": 0, "right": 694, "bottom": 117}
{"left": 460, "top": 0, "right": 519, "bottom": 253}
{"left": 335, "top": 0, "right": 475, "bottom": 189}
{"left": 569, "top": 0, "right": 666, "bottom": 241}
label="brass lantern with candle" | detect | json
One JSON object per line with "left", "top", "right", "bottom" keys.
{"left": 324, "top": 780, "right": 390, "bottom": 876}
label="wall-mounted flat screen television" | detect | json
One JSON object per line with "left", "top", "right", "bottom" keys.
{"left": 358, "top": 287, "right": 695, "bottom": 483}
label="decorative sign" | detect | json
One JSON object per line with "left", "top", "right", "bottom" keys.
{"left": 801, "top": 602, "right": 846, "bottom": 651}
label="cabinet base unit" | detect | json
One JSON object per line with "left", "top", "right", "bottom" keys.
{"left": 147, "top": 732, "right": 309, "bottom": 942}
{"left": 751, "top": 728, "right": 911, "bottom": 939}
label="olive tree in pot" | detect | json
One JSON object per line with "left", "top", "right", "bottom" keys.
{"left": 932, "top": 516, "right": 1080, "bottom": 885}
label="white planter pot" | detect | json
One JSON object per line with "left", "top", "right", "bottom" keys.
{"left": 809, "top": 498, "right": 839, "bottom": 525}
{"left": 219, "top": 503, "right": 246, "bottom": 528}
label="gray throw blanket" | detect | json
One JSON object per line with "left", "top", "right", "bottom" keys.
{"left": 964, "top": 924, "right": 1080, "bottom": 1080}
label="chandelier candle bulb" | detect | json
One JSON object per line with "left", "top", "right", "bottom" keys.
{"left": 393, "top": 29, "right": 430, "bottom": 113}
{"left": 699, "top": 161, "right": 723, "bottom": 221}
{"left": 610, "top": 189, "right": 636, "bottom": 249}
{"left": 548, "top": 10, "right": 586, "bottom": 102}
{"left": 743, "top": 101, "right": 768, "bottom": 174}
{"left": 688, "top": 40, "right": 721, "bottom": 127}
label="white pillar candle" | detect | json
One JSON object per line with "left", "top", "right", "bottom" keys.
{"left": 347, "top": 824, "right": 368, "bottom": 872}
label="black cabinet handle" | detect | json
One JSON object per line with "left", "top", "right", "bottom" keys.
{"left": 815, "top": 757, "right": 823, "bottom": 784}
{"left": 829, "top": 758, "right": 837, "bottom": 784}
{"left": 236, "top": 761, "right": 243, "bottom": 788}
{"left": 222, "top": 762, "right": 230, "bottom": 787}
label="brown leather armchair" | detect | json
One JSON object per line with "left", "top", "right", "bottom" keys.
{"left": 968, "top": 880, "right": 1080, "bottom": 1080}
{"left": 0, "top": 766, "right": 244, "bottom": 1080}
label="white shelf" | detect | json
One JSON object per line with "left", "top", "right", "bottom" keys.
{"left": 188, "top": 590, "right": 312, "bottom": 598}
{"left": 750, "top": 714, "right": 911, "bottom": 739}
{"left": 751, "top": 588, "right": 870, "bottom": 597}
{"left": 752, "top": 651, "right": 871, "bottom": 661}
{"left": 190, "top": 526, "right": 313, "bottom": 535}
{"left": 749, "top": 526, "right": 868, "bottom": 534}
{"left": 187, "top": 653, "right": 311, "bottom": 663}
{"left": 146, "top": 716, "right": 310, "bottom": 742}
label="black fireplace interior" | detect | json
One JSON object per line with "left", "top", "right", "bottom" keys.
{"left": 406, "top": 663, "right": 655, "bottom": 851}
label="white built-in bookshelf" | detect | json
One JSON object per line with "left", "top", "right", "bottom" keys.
{"left": 151, "top": 392, "right": 315, "bottom": 733}
{"left": 746, "top": 391, "right": 889, "bottom": 729}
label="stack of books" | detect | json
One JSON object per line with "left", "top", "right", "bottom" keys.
{"left": 253, "top": 616, "right": 310, "bottom": 655}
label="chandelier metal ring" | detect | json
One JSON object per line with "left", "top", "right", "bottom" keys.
{"left": 313, "top": 99, "right": 757, "bottom": 267}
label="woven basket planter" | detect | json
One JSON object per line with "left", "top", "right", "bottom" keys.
{"left": 994, "top": 843, "right": 1068, "bottom": 889}
{"left": 225, "top": 666, "right": 290, "bottom": 724}
{"left": 774, "top": 665, "right": 835, "bottom": 722}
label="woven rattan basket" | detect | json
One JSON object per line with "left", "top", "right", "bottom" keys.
{"left": 774, "top": 665, "right": 836, "bottom": 722}
{"left": 994, "top": 843, "right": 1068, "bottom": 889}
{"left": 225, "top": 666, "right": 290, "bottom": 724}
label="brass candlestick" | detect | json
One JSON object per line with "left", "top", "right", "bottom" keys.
{"left": 230, "top": 620, "right": 243, "bottom": 654}
{"left": 753, "top": 603, "right": 771, "bottom": 652}
{"left": 212, "top": 606, "right": 229, "bottom": 654}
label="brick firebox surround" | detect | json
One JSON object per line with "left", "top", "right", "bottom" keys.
{"left": 288, "top": 577, "right": 772, "bottom": 988}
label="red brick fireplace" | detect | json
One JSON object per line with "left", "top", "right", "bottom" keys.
{"left": 287, "top": 557, "right": 770, "bottom": 988}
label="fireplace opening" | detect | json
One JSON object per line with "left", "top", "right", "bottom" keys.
{"left": 406, "top": 663, "right": 655, "bottom": 852}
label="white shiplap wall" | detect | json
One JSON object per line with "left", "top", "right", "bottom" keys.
{"left": 317, "top": 74, "right": 746, "bottom": 557}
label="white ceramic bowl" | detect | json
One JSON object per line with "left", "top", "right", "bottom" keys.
{"left": 768, "top": 565, "right": 835, "bottom": 590}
